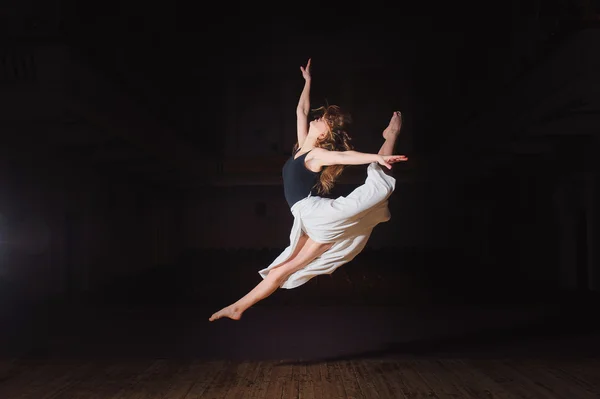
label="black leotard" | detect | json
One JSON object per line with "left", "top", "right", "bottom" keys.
{"left": 282, "top": 150, "right": 320, "bottom": 208}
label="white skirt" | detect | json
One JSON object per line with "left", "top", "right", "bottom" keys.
{"left": 258, "top": 162, "right": 396, "bottom": 289}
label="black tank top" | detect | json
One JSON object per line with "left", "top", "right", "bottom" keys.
{"left": 282, "top": 149, "right": 320, "bottom": 208}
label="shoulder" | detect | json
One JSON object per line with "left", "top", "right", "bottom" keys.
{"left": 302, "top": 148, "right": 324, "bottom": 173}
{"left": 307, "top": 147, "right": 329, "bottom": 158}
{"left": 306, "top": 147, "right": 337, "bottom": 171}
{"left": 305, "top": 147, "right": 330, "bottom": 163}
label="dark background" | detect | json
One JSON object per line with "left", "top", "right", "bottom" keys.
{"left": 0, "top": 0, "right": 599, "bottom": 359}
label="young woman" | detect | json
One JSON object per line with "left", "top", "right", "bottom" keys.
{"left": 209, "top": 59, "right": 406, "bottom": 321}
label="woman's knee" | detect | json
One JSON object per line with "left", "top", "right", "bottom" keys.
{"left": 267, "top": 267, "right": 288, "bottom": 285}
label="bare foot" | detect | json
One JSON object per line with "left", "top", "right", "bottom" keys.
{"left": 209, "top": 305, "right": 242, "bottom": 321}
{"left": 383, "top": 111, "right": 402, "bottom": 140}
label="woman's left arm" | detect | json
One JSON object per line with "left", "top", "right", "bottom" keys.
{"left": 311, "top": 148, "right": 407, "bottom": 169}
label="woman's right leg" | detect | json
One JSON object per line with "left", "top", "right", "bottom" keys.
{"left": 311, "top": 111, "right": 401, "bottom": 227}
{"left": 378, "top": 111, "right": 402, "bottom": 156}
{"left": 330, "top": 109, "right": 401, "bottom": 217}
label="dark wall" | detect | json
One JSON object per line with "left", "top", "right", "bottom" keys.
{"left": 1, "top": 0, "right": 598, "bottom": 305}
{"left": 0, "top": 144, "right": 182, "bottom": 302}
{"left": 179, "top": 163, "right": 562, "bottom": 285}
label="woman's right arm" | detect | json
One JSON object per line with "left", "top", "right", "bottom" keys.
{"left": 296, "top": 59, "right": 312, "bottom": 147}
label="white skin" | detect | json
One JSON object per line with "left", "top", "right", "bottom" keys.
{"left": 209, "top": 59, "right": 407, "bottom": 321}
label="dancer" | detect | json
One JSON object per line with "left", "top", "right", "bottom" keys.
{"left": 209, "top": 59, "right": 406, "bottom": 321}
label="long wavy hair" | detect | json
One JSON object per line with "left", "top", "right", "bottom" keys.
{"left": 293, "top": 104, "right": 353, "bottom": 195}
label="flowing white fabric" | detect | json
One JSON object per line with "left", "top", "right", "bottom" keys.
{"left": 258, "top": 162, "right": 396, "bottom": 289}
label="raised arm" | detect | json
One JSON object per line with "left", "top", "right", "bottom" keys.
{"left": 296, "top": 59, "right": 312, "bottom": 147}
{"left": 310, "top": 148, "right": 407, "bottom": 170}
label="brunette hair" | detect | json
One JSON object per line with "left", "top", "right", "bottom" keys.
{"left": 293, "top": 104, "right": 353, "bottom": 194}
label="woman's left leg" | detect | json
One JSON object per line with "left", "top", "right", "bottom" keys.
{"left": 209, "top": 237, "right": 333, "bottom": 321}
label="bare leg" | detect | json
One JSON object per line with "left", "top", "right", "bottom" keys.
{"left": 378, "top": 111, "right": 402, "bottom": 156}
{"left": 209, "top": 236, "right": 333, "bottom": 321}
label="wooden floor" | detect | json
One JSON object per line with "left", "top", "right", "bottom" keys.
{"left": 1, "top": 250, "right": 599, "bottom": 398}
{"left": 0, "top": 356, "right": 599, "bottom": 398}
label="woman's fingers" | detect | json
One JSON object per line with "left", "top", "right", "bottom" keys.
{"left": 301, "top": 58, "right": 311, "bottom": 75}
{"left": 386, "top": 156, "right": 408, "bottom": 165}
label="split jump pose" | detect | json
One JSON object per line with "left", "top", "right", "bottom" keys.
{"left": 209, "top": 59, "right": 406, "bottom": 321}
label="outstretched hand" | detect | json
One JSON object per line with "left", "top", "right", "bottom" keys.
{"left": 378, "top": 155, "right": 408, "bottom": 169}
{"left": 300, "top": 58, "right": 311, "bottom": 80}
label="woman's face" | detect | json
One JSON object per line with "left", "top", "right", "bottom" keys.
{"left": 309, "top": 116, "right": 329, "bottom": 139}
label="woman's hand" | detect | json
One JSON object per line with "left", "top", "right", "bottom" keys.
{"left": 377, "top": 155, "right": 408, "bottom": 169}
{"left": 300, "top": 58, "right": 311, "bottom": 81}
